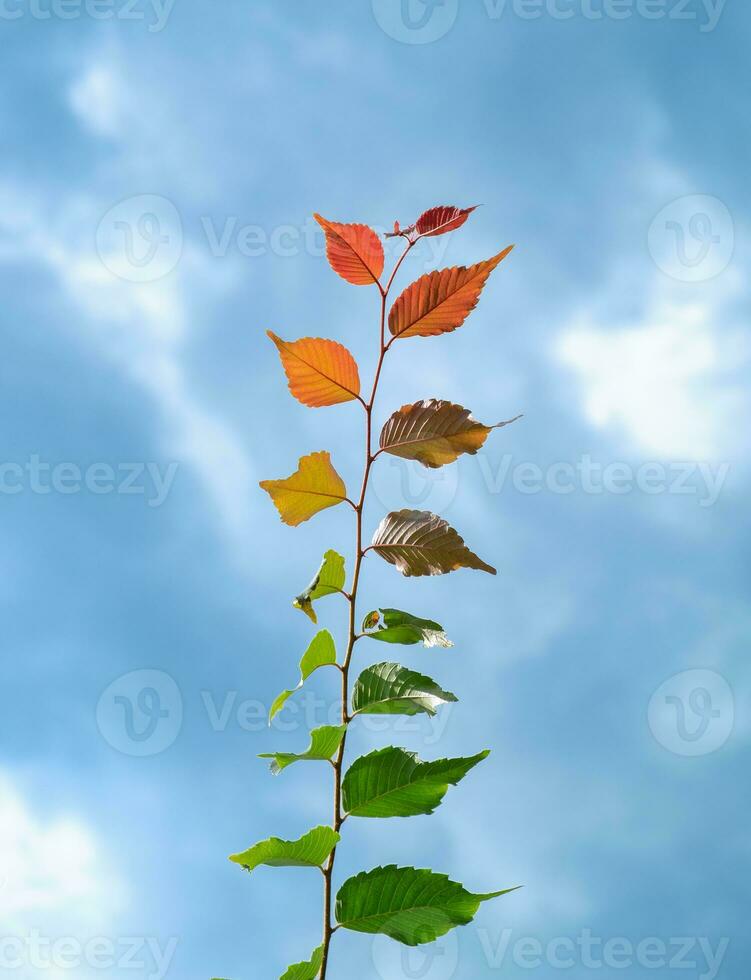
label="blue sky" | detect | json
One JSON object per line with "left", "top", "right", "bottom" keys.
{"left": 0, "top": 2, "right": 749, "bottom": 979}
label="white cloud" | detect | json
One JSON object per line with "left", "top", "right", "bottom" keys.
{"left": 556, "top": 281, "right": 749, "bottom": 461}
{"left": 0, "top": 37, "right": 268, "bottom": 561}
{"left": 0, "top": 184, "right": 255, "bottom": 547}
{"left": 68, "top": 63, "right": 127, "bottom": 139}
{"left": 0, "top": 772, "right": 124, "bottom": 947}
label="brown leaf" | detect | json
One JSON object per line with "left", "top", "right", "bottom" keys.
{"left": 267, "top": 332, "right": 361, "bottom": 408}
{"left": 371, "top": 509, "right": 496, "bottom": 577}
{"left": 314, "top": 213, "right": 384, "bottom": 286}
{"left": 388, "top": 247, "right": 514, "bottom": 340}
{"left": 379, "top": 399, "right": 521, "bottom": 468}
{"left": 260, "top": 452, "right": 347, "bottom": 527}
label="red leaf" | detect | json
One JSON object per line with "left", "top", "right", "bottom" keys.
{"left": 314, "top": 214, "right": 384, "bottom": 286}
{"left": 415, "top": 205, "right": 478, "bottom": 238}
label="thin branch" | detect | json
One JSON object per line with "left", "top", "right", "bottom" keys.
{"left": 318, "top": 240, "right": 413, "bottom": 980}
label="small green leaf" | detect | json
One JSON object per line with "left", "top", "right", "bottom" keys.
{"left": 362, "top": 608, "right": 453, "bottom": 648}
{"left": 342, "top": 747, "right": 489, "bottom": 817}
{"left": 279, "top": 946, "right": 324, "bottom": 980}
{"left": 352, "top": 662, "right": 457, "bottom": 717}
{"left": 269, "top": 630, "right": 337, "bottom": 722}
{"left": 229, "top": 826, "right": 339, "bottom": 873}
{"left": 336, "top": 865, "right": 519, "bottom": 945}
{"left": 259, "top": 724, "right": 347, "bottom": 775}
{"left": 293, "top": 550, "right": 346, "bottom": 623}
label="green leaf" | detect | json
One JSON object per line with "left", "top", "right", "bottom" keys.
{"left": 342, "top": 747, "right": 489, "bottom": 817}
{"left": 362, "top": 608, "right": 453, "bottom": 648}
{"left": 352, "top": 662, "right": 457, "bottom": 717}
{"left": 293, "top": 550, "right": 346, "bottom": 623}
{"left": 229, "top": 826, "right": 339, "bottom": 873}
{"left": 269, "top": 630, "right": 337, "bottom": 722}
{"left": 336, "top": 865, "right": 519, "bottom": 945}
{"left": 259, "top": 725, "right": 347, "bottom": 775}
{"left": 279, "top": 946, "right": 324, "bottom": 980}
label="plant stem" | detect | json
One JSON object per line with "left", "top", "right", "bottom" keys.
{"left": 318, "top": 239, "right": 413, "bottom": 979}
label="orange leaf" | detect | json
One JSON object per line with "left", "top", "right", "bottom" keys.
{"left": 379, "top": 399, "right": 522, "bottom": 468}
{"left": 267, "top": 332, "right": 361, "bottom": 408}
{"left": 260, "top": 452, "right": 347, "bottom": 527}
{"left": 415, "top": 205, "right": 477, "bottom": 238}
{"left": 388, "top": 246, "right": 514, "bottom": 340}
{"left": 314, "top": 213, "right": 384, "bottom": 286}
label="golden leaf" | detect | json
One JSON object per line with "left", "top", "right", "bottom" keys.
{"left": 260, "top": 452, "right": 347, "bottom": 527}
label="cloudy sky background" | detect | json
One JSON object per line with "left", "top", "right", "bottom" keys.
{"left": 1, "top": 1, "right": 749, "bottom": 978}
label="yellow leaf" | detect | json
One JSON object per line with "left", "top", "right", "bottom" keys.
{"left": 260, "top": 452, "right": 348, "bottom": 527}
